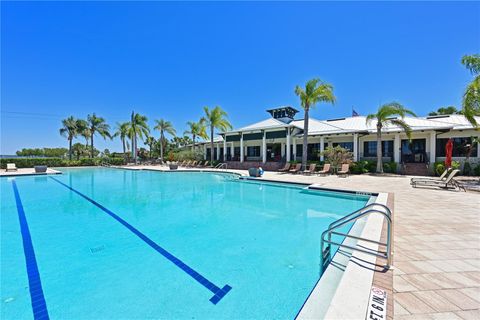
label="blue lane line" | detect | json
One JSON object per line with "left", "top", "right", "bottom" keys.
{"left": 11, "top": 180, "right": 50, "bottom": 320}
{"left": 49, "top": 176, "right": 231, "bottom": 304}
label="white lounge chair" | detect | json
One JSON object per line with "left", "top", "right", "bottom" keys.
{"left": 6, "top": 163, "right": 17, "bottom": 172}
{"left": 411, "top": 169, "right": 464, "bottom": 191}
{"left": 410, "top": 168, "right": 450, "bottom": 184}
{"left": 337, "top": 163, "right": 350, "bottom": 177}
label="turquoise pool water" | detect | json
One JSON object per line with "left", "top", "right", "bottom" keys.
{"left": 1, "top": 168, "right": 369, "bottom": 319}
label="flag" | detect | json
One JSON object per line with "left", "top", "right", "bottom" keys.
{"left": 352, "top": 108, "right": 360, "bottom": 117}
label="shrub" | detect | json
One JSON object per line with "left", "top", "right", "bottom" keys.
{"left": 382, "top": 161, "right": 397, "bottom": 173}
{"left": 434, "top": 161, "right": 446, "bottom": 176}
{"left": 0, "top": 157, "right": 124, "bottom": 168}
{"left": 350, "top": 160, "right": 376, "bottom": 174}
{"left": 474, "top": 164, "right": 480, "bottom": 176}
{"left": 321, "top": 146, "right": 353, "bottom": 171}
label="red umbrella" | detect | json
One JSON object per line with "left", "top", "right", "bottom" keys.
{"left": 445, "top": 138, "right": 453, "bottom": 168}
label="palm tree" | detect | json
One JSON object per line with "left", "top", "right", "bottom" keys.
{"left": 76, "top": 119, "right": 90, "bottom": 147}
{"left": 71, "top": 142, "right": 87, "bottom": 160}
{"left": 366, "top": 102, "right": 416, "bottom": 173}
{"left": 87, "top": 113, "right": 111, "bottom": 158}
{"left": 184, "top": 120, "right": 208, "bottom": 152}
{"left": 59, "top": 116, "right": 78, "bottom": 160}
{"left": 202, "top": 106, "right": 232, "bottom": 163}
{"left": 295, "top": 78, "right": 336, "bottom": 169}
{"left": 113, "top": 122, "right": 130, "bottom": 160}
{"left": 461, "top": 54, "right": 480, "bottom": 127}
{"left": 154, "top": 119, "right": 176, "bottom": 162}
{"left": 144, "top": 136, "right": 156, "bottom": 159}
{"left": 128, "top": 111, "right": 150, "bottom": 164}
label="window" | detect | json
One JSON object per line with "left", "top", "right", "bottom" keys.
{"left": 247, "top": 146, "right": 260, "bottom": 157}
{"left": 234, "top": 147, "right": 240, "bottom": 156}
{"left": 333, "top": 142, "right": 354, "bottom": 151}
{"left": 307, "top": 143, "right": 320, "bottom": 160}
{"left": 363, "top": 141, "right": 394, "bottom": 157}
{"left": 436, "top": 137, "right": 478, "bottom": 157}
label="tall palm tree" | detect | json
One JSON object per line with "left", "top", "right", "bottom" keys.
{"left": 144, "top": 136, "right": 156, "bottom": 159}
{"left": 113, "top": 122, "right": 131, "bottom": 160}
{"left": 87, "top": 113, "right": 111, "bottom": 158}
{"left": 59, "top": 116, "right": 78, "bottom": 160}
{"left": 366, "top": 102, "right": 416, "bottom": 173}
{"left": 295, "top": 78, "right": 336, "bottom": 169}
{"left": 184, "top": 120, "right": 208, "bottom": 152}
{"left": 461, "top": 54, "right": 480, "bottom": 127}
{"left": 128, "top": 111, "right": 150, "bottom": 164}
{"left": 202, "top": 106, "right": 232, "bottom": 163}
{"left": 154, "top": 119, "right": 176, "bottom": 162}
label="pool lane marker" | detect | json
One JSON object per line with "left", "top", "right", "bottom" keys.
{"left": 49, "top": 176, "right": 232, "bottom": 304}
{"left": 11, "top": 180, "right": 50, "bottom": 320}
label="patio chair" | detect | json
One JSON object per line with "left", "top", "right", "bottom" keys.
{"left": 410, "top": 168, "right": 450, "bottom": 184}
{"left": 183, "top": 160, "right": 191, "bottom": 167}
{"left": 278, "top": 163, "right": 291, "bottom": 173}
{"left": 411, "top": 169, "right": 464, "bottom": 191}
{"left": 317, "top": 163, "right": 331, "bottom": 176}
{"left": 288, "top": 163, "right": 302, "bottom": 174}
{"left": 188, "top": 161, "right": 197, "bottom": 168}
{"left": 302, "top": 163, "right": 317, "bottom": 175}
{"left": 6, "top": 163, "right": 17, "bottom": 172}
{"left": 337, "top": 163, "right": 350, "bottom": 177}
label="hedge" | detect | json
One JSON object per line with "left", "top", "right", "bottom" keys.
{"left": 0, "top": 157, "right": 125, "bottom": 169}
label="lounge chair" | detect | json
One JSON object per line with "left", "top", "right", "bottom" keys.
{"left": 202, "top": 161, "right": 210, "bottom": 168}
{"left": 411, "top": 169, "right": 464, "bottom": 191}
{"left": 410, "top": 168, "right": 450, "bottom": 184}
{"left": 289, "top": 163, "right": 302, "bottom": 174}
{"left": 183, "top": 160, "right": 191, "bottom": 167}
{"left": 318, "top": 163, "right": 331, "bottom": 176}
{"left": 278, "top": 163, "right": 291, "bottom": 173}
{"left": 337, "top": 164, "right": 350, "bottom": 177}
{"left": 188, "top": 161, "right": 197, "bottom": 168}
{"left": 6, "top": 163, "right": 17, "bottom": 172}
{"left": 302, "top": 163, "right": 317, "bottom": 175}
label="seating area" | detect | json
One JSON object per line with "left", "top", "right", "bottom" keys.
{"left": 277, "top": 162, "right": 350, "bottom": 177}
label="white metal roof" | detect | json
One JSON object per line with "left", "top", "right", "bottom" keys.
{"left": 230, "top": 118, "right": 289, "bottom": 133}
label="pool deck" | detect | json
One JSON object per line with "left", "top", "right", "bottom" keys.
{"left": 127, "top": 165, "right": 480, "bottom": 320}
{"left": 0, "top": 168, "right": 62, "bottom": 177}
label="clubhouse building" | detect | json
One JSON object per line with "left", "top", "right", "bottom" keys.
{"left": 198, "top": 106, "right": 479, "bottom": 174}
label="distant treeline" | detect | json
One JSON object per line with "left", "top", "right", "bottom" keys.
{"left": 16, "top": 148, "right": 68, "bottom": 158}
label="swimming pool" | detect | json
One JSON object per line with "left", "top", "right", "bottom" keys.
{"left": 1, "top": 168, "right": 370, "bottom": 319}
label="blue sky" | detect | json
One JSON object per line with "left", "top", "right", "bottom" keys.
{"left": 1, "top": 1, "right": 479, "bottom": 154}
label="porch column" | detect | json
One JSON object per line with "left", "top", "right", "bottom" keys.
{"left": 230, "top": 142, "right": 234, "bottom": 159}
{"left": 203, "top": 143, "right": 207, "bottom": 160}
{"left": 394, "top": 133, "right": 401, "bottom": 163}
{"left": 262, "top": 130, "right": 267, "bottom": 163}
{"left": 429, "top": 132, "right": 436, "bottom": 164}
{"left": 216, "top": 143, "right": 220, "bottom": 161}
{"left": 240, "top": 133, "right": 244, "bottom": 163}
{"left": 353, "top": 133, "right": 358, "bottom": 161}
{"left": 320, "top": 136, "right": 325, "bottom": 161}
{"left": 286, "top": 128, "right": 291, "bottom": 162}
{"left": 293, "top": 138, "right": 297, "bottom": 161}
{"left": 223, "top": 137, "right": 227, "bottom": 161}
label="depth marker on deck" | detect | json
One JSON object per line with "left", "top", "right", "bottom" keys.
{"left": 49, "top": 176, "right": 231, "bottom": 304}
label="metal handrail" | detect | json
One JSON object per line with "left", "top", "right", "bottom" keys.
{"left": 320, "top": 203, "right": 392, "bottom": 275}
{"left": 214, "top": 163, "right": 227, "bottom": 170}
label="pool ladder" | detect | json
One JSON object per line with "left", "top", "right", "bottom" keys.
{"left": 214, "top": 163, "right": 228, "bottom": 170}
{"left": 320, "top": 203, "right": 393, "bottom": 275}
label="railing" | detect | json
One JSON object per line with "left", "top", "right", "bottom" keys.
{"left": 214, "top": 163, "right": 227, "bottom": 170}
{"left": 320, "top": 203, "right": 392, "bottom": 275}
